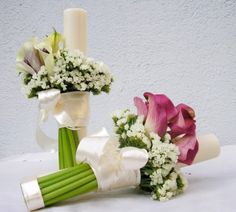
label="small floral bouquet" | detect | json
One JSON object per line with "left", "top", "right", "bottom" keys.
{"left": 16, "top": 30, "right": 113, "bottom": 169}
{"left": 17, "top": 30, "right": 113, "bottom": 97}
{"left": 21, "top": 92, "right": 219, "bottom": 211}
{"left": 112, "top": 92, "right": 198, "bottom": 200}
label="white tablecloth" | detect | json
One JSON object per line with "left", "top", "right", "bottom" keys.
{"left": 0, "top": 145, "right": 235, "bottom": 212}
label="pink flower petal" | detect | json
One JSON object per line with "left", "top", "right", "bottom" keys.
{"left": 144, "top": 92, "right": 167, "bottom": 137}
{"left": 134, "top": 92, "right": 199, "bottom": 165}
{"left": 143, "top": 93, "right": 159, "bottom": 133}
{"left": 134, "top": 97, "right": 148, "bottom": 119}
{"left": 169, "top": 103, "right": 196, "bottom": 138}
{"left": 155, "top": 94, "right": 177, "bottom": 121}
{"left": 176, "top": 103, "right": 195, "bottom": 119}
{"left": 175, "top": 135, "right": 199, "bottom": 165}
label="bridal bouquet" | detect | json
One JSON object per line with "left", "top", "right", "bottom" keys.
{"left": 16, "top": 30, "right": 114, "bottom": 169}
{"left": 21, "top": 92, "right": 211, "bottom": 211}
{"left": 17, "top": 30, "right": 113, "bottom": 97}
{"left": 112, "top": 92, "right": 198, "bottom": 200}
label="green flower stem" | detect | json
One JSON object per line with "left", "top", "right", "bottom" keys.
{"left": 43, "top": 173, "right": 96, "bottom": 202}
{"left": 41, "top": 169, "right": 94, "bottom": 195}
{"left": 72, "top": 130, "right": 79, "bottom": 147}
{"left": 58, "top": 129, "right": 64, "bottom": 169}
{"left": 37, "top": 164, "right": 98, "bottom": 207}
{"left": 66, "top": 129, "right": 77, "bottom": 166}
{"left": 44, "top": 180, "right": 98, "bottom": 206}
{"left": 58, "top": 127, "right": 80, "bottom": 169}
{"left": 38, "top": 164, "right": 90, "bottom": 188}
{"left": 62, "top": 128, "right": 73, "bottom": 168}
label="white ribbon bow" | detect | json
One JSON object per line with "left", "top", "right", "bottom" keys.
{"left": 36, "top": 89, "right": 90, "bottom": 152}
{"left": 76, "top": 128, "right": 149, "bottom": 191}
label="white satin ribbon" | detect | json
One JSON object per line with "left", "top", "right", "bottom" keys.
{"left": 36, "top": 89, "right": 60, "bottom": 152}
{"left": 76, "top": 128, "right": 149, "bottom": 191}
{"left": 36, "top": 89, "right": 90, "bottom": 152}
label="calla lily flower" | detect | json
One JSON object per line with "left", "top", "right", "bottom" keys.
{"left": 134, "top": 92, "right": 177, "bottom": 137}
{"left": 134, "top": 92, "right": 199, "bottom": 165}
{"left": 144, "top": 93, "right": 168, "bottom": 137}
{"left": 16, "top": 30, "right": 63, "bottom": 76}
{"left": 44, "top": 30, "right": 64, "bottom": 54}
{"left": 35, "top": 41, "right": 54, "bottom": 76}
{"left": 16, "top": 37, "right": 43, "bottom": 74}
{"left": 41, "top": 30, "right": 64, "bottom": 75}
{"left": 169, "top": 104, "right": 198, "bottom": 165}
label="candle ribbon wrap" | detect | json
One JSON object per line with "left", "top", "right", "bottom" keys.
{"left": 76, "top": 128, "right": 149, "bottom": 191}
{"left": 36, "top": 89, "right": 89, "bottom": 152}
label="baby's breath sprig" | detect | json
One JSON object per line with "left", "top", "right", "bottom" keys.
{"left": 112, "top": 109, "right": 188, "bottom": 201}
{"left": 49, "top": 49, "right": 113, "bottom": 95}
{"left": 17, "top": 31, "right": 113, "bottom": 98}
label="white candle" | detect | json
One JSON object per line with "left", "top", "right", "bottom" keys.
{"left": 64, "top": 8, "right": 87, "bottom": 54}
{"left": 180, "top": 134, "right": 220, "bottom": 167}
{"left": 193, "top": 134, "right": 220, "bottom": 164}
{"left": 63, "top": 8, "right": 88, "bottom": 139}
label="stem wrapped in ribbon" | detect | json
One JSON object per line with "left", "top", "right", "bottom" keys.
{"left": 37, "top": 89, "right": 90, "bottom": 169}
{"left": 21, "top": 128, "right": 149, "bottom": 211}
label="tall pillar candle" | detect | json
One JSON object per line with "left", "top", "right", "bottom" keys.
{"left": 63, "top": 8, "right": 88, "bottom": 140}
{"left": 64, "top": 8, "right": 87, "bottom": 54}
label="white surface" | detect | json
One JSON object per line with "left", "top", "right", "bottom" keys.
{"left": 0, "top": 1, "right": 236, "bottom": 158}
{"left": 0, "top": 145, "right": 235, "bottom": 212}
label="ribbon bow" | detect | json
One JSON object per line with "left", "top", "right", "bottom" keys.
{"left": 36, "top": 89, "right": 90, "bottom": 152}
{"left": 76, "top": 128, "right": 149, "bottom": 191}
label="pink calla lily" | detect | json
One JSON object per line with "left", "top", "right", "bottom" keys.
{"left": 134, "top": 97, "right": 148, "bottom": 119}
{"left": 144, "top": 92, "right": 168, "bottom": 137}
{"left": 134, "top": 92, "right": 199, "bottom": 165}
{"left": 153, "top": 94, "right": 177, "bottom": 121}
{"left": 169, "top": 104, "right": 196, "bottom": 137}
{"left": 174, "top": 134, "right": 199, "bottom": 165}
{"left": 169, "top": 103, "right": 198, "bottom": 165}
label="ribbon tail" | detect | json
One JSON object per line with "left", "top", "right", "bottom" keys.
{"left": 36, "top": 89, "right": 61, "bottom": 152}
{"left": 36, "top": 119, "right": 57, "bottom": 152}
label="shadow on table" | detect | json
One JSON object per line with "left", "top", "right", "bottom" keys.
{"left": 41, "top": 188, "right": 147, "bottom": 210}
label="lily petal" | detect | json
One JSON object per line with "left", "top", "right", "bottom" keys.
{"left": 144, "top": 92, "right": 167, "bottom": 137}
{"left": 44, "top": 54, "right": 54, "bottom": 76}
{"left": 16, "top": 61, "right": 35, "bottom": 75}
{"left": 169, "top": 103, "right": 196, "bottom": 138}
{"left": 16, "top": 37, "right": 42, "bottom": 74}
{"left": 155, "top": 94, "right": 177, "bottom": 121}
{"left": 45, "top": 30, "right": 64, "bottom": 54}
{"left": 176, "top": 103, "right": 195, "bottom": 119}
{"left": 35, "top": 40, "right": 52, "bottom": 63}
{"left": 134, "top": 97, "right": 148, "bottom": 119}
{"left": 175, "top": 134, "right": 199, "bottom": 165}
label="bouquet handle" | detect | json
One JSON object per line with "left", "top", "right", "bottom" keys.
{"left": 37, "top": 90, "right": 90, "bottom": 169}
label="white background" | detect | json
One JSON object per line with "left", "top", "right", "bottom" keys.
{"left": 0, "top": 0, "right": 235, "bottom": 158}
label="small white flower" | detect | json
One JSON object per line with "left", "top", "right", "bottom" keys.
{"left": 127, "top": 130, "right": 132, "bottom": 137}
{"left": 121, "top": 133, "right": 126, "bottom": 139}
{"left": 124, "top": 124, "right": 129, "bottom": 130}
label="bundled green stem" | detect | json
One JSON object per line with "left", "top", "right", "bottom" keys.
{"left": 38, "top": 163, "right": 98, "bottom": 206}
{"left": 58, "top": 127, "right": 80, "bottom": 169}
